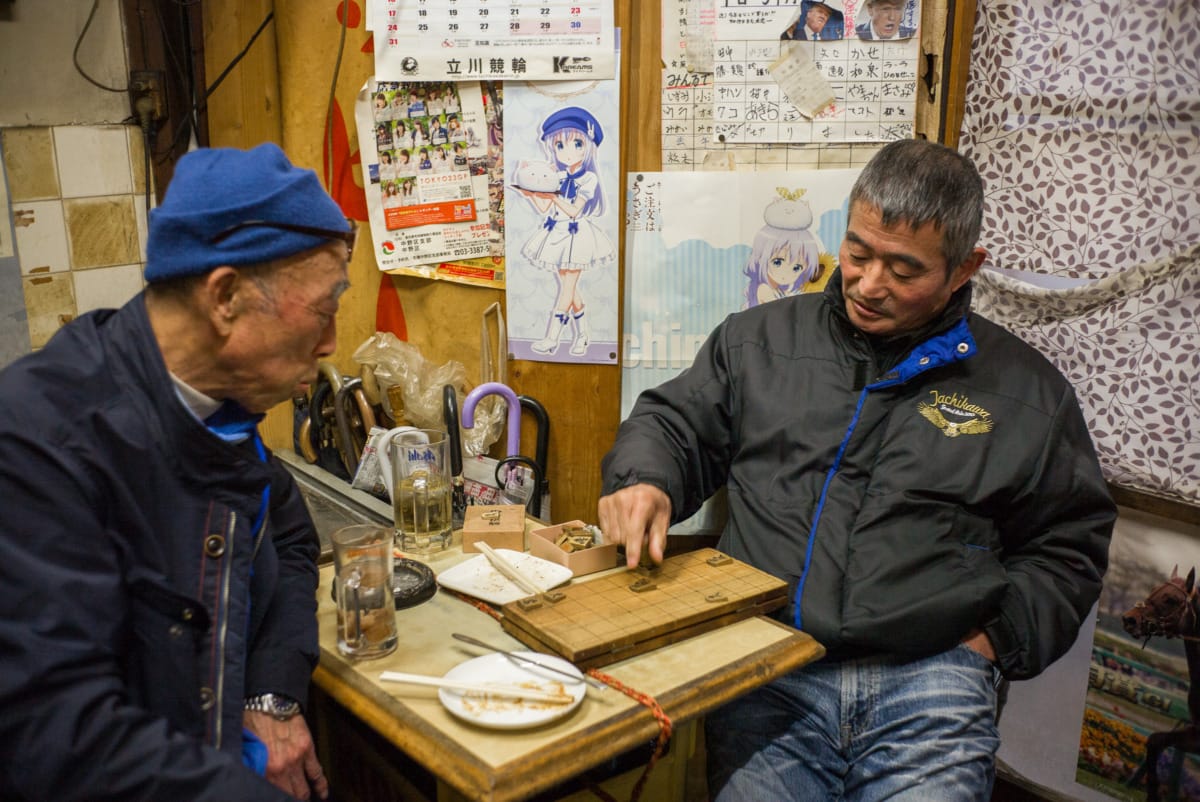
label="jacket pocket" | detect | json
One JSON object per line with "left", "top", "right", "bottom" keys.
{"left": 842, "top": 497, "right": 1007, "bottom": 655}
{"left": 123, "top": 578, "right": 211, "bottom": 737}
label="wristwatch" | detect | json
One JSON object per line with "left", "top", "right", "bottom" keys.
{"left": 244, "top": 692, "right": 302, "bottom": 721}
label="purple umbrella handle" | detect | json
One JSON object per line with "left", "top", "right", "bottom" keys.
{"left": 461, "top": 381, "right": 521, "bottom": 457}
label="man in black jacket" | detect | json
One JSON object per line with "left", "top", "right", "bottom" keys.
{"left": 599, "top": 139, "right": 1115, "bottom": 800}
{"left": 0, "top": 144, "right": 354, "bottom": 800}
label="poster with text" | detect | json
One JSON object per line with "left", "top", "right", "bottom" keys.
{"left": 372, "top": 0, "right": 616, "bottom": 82}
{"left": 356, "top": 79, "right": 496, "bottom": 283}
{"left": 622, "top": 168, "right": 859, "bottom": 531}
{"left": 713, "top": 0, "right": 921, "bottom": 144}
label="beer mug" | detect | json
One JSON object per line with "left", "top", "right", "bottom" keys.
{"left": 332, "top": 525, "right": 399, "bottom": 660}
{"left": 387, "top": 428, "right": 453, "bottom": 555}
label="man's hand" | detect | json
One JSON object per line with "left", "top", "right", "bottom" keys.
{"left": 597, "top": 484, "right": 672, "bottom": 569}
{"left": 961, "top": 629, "right": 997, "bottom": 663}
{"left": 243, "top": 711, "right": 328, "bottom": 800}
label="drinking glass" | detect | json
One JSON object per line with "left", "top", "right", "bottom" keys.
{"left": 331, "top": 524, "right": 399, "bottom": 660}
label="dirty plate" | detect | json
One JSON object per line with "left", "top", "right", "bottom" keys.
{"left": 436, "top": 550, "right": 572, "bottom": 605}
{"left": 438, "top": 652, "right": 587, "bottom": 729}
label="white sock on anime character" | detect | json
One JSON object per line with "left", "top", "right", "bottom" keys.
{"left": 531, "top": 311, "right": 570, "bottom": 354}
{"left": 569, "top": 308, "right": 589, "bottom": 356}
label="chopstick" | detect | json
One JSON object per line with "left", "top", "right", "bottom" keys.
{"left": 473, "top": 541, "right": 544, "bottom": 597}
{"left": 379, "top": 671, "right": 574, "bottom": 704}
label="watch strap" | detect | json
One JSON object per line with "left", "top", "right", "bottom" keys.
{"left": 244, "top": 692, "right": 302, "bottom": 720}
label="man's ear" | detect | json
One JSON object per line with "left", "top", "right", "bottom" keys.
{"left": 201, "top": 266, "right": 244, "bottom": 335}
{"left": 949, "top": 247, "right": 987, "bottom": 292}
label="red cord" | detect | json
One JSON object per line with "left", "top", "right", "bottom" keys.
{"left": 445, "top": 590, "right": 673, "bottom": 802}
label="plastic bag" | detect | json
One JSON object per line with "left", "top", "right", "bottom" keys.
{"left": 352, "top": 332, "right": 505, "bottom": 453}
{"left": 352, "top": 332, "right": 463, "bottom": 429}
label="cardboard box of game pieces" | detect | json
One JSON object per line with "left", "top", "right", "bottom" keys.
{"left": 528, "top": 520, "right": 619, "bottom": 577}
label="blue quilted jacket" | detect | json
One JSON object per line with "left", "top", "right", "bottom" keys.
{"left": 0, "top": 295, "right": 319, "bottom": 801}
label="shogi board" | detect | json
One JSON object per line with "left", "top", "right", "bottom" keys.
{"left": 499, "top": 548, "right": 789, "bottom": 669}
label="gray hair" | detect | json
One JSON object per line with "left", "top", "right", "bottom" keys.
{"left": 848, "top": 139, "right": 984, "bottom": 272}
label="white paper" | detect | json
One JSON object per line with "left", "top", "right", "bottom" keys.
{"left": 372, "top": 0, "right": 616, "bottom": 82}
{"left": 713, "top": 0, "right": 921, "bottom": 144}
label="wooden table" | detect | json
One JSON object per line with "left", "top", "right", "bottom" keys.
{"left": 310, "top": 536, "right": 824, "bottom": 802}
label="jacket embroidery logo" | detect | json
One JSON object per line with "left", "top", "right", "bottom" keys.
{"left": 918, "top": 390, "right": 993, "bottom": 438}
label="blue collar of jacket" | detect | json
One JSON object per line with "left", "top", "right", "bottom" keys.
{"left": 821, "top": 268, "right": 978, "bottom": 387}
{"left": 93, "top": 295, "right": 273, "bottom": 483}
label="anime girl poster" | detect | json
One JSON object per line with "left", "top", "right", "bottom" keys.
{"left": 621, "top": 169, "right": 858, "bottom": 416}
{"left": 621, "top": 168, "right": 859, "bottom": 533}
{"left": 504, "top": 73, "right": 620, "bottom": 364}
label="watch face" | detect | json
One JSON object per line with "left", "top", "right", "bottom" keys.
{"left": 249, "top": 693, "right": 300, "bottom": 719}
{"left": 271, "top": 696, "right": 300, "bottom": 717}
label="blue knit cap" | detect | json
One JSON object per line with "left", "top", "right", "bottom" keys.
{"left": 145, "top": 143, "right": 349, "bottom": 282}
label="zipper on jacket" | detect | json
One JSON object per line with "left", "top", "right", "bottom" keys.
{"left": 213, "top": 510, "right": 237, "bottom": 749}
{"left": 794, "top": 388, "right": 869, "bottom": 631}
{"left": 792, "top": 318, "right": 978, "bottom": 631}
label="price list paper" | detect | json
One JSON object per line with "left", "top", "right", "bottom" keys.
{"left": 372, "top": 0, "right": 615, "bottom": 82}
{"left": 659, "top": 0, "right": 878, "bottom": 171}
{"left": 712, "top": 0, "right": 921, "bottom": 144}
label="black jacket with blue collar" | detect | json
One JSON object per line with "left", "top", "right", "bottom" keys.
{"left": 603, "top": 271, "right": 1115, "bottom": 680}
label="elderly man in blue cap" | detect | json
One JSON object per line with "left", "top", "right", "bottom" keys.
{"left": 0, "top": 143, "right": 355, "bottom": 800}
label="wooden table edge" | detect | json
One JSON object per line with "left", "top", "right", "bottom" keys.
{"left": 313, "top": 619, "right": 824, "bottom": 802}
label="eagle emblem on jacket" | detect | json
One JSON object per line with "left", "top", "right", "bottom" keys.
{"left": 917, "top": 401, "right": 994, "bottom": 437}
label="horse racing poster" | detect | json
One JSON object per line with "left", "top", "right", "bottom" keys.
{"left": 1075, "top": 510, "right": 1200, "bottom": 801}
{"left": 993, "top": 508, "right": 1200, "bottom": 801}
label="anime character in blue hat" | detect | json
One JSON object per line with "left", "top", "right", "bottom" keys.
{"left": 513, "top": 106, "right": 616, "bottom": 356}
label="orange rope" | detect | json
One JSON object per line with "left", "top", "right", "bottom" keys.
{"left": 584, "top": 667, "right": 673, "bottom": 802}
{"left": 444, "top": 589, "right": 674, "bottom": 802}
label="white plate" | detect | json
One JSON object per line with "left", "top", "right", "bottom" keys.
{"left": 438, "top": 652, "right": 587, "bottom": 730}
{"left": 436, "top": 549, "right": 572, "bottom": 605}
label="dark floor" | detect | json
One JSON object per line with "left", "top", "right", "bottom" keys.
{"left": 992, "top": 777, "right": 1053, "bottom": 801}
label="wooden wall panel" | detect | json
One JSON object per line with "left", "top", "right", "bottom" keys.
{"left": 201, "top": 0, "right": 963, "bottom": 528}
{"left": 201, "top": 1, "right": 281, "bottom": 151}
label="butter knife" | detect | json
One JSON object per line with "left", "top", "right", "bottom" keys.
{"left": 451, "top": 632, "right": 606, "bottom": 691}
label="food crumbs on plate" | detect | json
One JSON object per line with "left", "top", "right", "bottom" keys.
{"left": 459, "top": 681, "right": 571, "bottom": 713}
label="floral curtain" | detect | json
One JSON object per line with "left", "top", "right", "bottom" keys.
{"left": 957, "top": 0, "right": 1200, "bottom": 504}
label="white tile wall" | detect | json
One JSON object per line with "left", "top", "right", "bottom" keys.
{"left": 54, "top": 125, "right": 134, "bottom": 198}
{"left": 12, "top": 199, "right": 70, "bottom": 275}
{"left": 2, "top": 123, "right": 149, "bottom": 350}
{"left": 73, "top": 263, "right": 145, "bottom": 314}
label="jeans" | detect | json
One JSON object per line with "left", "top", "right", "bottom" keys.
{"left": 706, "top": 644, "right": 1002, "bottom": 801}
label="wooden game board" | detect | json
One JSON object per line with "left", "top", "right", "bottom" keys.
{"left": 499, "top": 548, "right": 789, "bottom": 668}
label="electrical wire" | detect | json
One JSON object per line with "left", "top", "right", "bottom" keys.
{"left": 74, "top": 0, "right": 128, "bottom": 92}
{"left": 154, "top": 9, "right": 275, "bottom": 164}
{"left": 323, "top": 2, "right": 351, "bottom": 192}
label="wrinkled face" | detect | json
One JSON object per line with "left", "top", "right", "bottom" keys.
{"left": 227, "top": 245, "right": 350, "bottom": 412}
{"left": 767, "top": 244, "right": 806, "bottom": 288}
{"left": 839, "top": 201, "right": 978, "bottom": 337}
{"left": 806, "top": 5, "right": 831, "bottom": 31}
{"left": 867, "top": 1, "right": 905, "bottom": 37}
